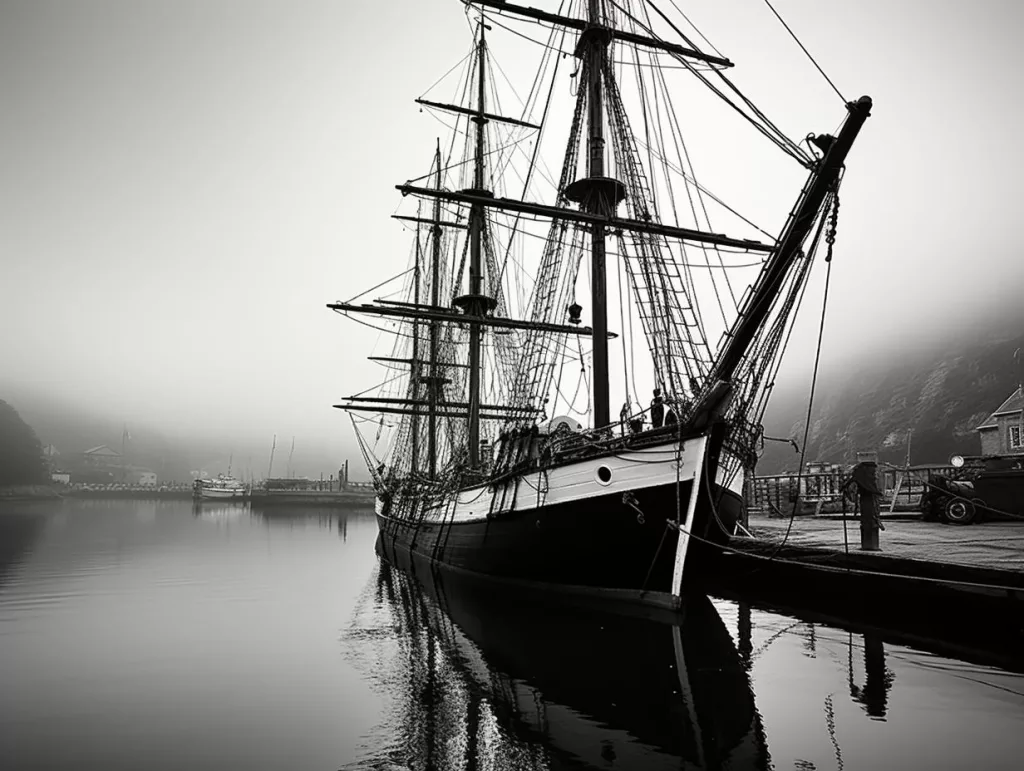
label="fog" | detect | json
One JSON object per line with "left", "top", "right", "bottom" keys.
{"left": 2, "top": 0, "right": 1022, "bottom": 478}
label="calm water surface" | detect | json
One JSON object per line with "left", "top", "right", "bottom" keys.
{"left": 1, "top": 499, "right": 1022, "bottom": 770}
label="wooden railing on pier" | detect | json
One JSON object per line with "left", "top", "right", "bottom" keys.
{"left": 746, "top": 464, "right": 956, "bottom": 516}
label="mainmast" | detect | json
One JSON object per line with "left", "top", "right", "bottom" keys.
{"left": 453, "top": 21, "right": 496, "bottom": 468}
{"left": 588, "top": 0, "right": 609, "bottom": 429}
{"left": 563, "top": 0, "right": 624, "bottom": 429}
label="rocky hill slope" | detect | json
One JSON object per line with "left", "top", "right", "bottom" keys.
{"left": 0, "top": 400, "right": 49, "bottom": 486}
{"left": 757, "top": 322, "right": 1024, "bottom": 475}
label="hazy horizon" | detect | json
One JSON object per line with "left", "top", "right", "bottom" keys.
{"left": 3, "top": 0, "right": 1022, "bottom": 478}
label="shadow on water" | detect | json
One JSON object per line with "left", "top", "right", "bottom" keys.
{"left": 354, "top": 541, "right": 772, "bottom": 770}
{"left": 190, "top": 501, "right": 377, "bottom": 541}
{"left": 0, "top": 506, "right": 52, "bottom": 588}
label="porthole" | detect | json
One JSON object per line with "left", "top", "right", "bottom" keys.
{"left": 596, "top": 465, "right": 613, "bottom": 485}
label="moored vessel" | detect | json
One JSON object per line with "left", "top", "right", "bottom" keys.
{"left": 192, "top": 475, "right": 250, "bottom": 501}
{"left": 330, "top": 0, "right": 871, "bottom": 599}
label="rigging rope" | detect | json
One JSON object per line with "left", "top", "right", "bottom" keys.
{"left": 622, "top": 0, "right": 812, "bottom": 166}
{"left": 759, "top": 188, "right": 839, "bottom": 561}
{"left": 762, "top": 0, "right": 848, "bottom": 104}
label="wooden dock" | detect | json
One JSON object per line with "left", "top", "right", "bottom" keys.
{"left": 743, "top": 514, "right": 1024, "bottom": 573}
{"left": 702, "top": 512, "right": 1024, "bottom": 658}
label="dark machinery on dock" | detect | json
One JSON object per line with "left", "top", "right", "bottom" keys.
{"left": 920, "top": 454, "right": 1024, "bottom": 525}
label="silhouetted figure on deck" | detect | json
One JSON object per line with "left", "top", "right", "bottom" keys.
{"left": 665, "top": 408, "right": 677, "bottom": 426}
{"left": 651, "top": 388, "right": 665, "bottom": 429}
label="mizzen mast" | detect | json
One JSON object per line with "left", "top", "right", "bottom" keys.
{"left": 427, "top": 144, "right": 444, "bottom": 477}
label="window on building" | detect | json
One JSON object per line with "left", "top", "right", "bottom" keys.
{"left": 1010, "top": 424, "right": 1023, "bottom": 449}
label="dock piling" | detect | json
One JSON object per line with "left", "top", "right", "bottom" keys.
{"left": 852, "top": 459, "right": 882, "bottom": 551}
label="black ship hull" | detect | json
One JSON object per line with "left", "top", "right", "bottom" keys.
{"left": 376, "top": 436, "right": 744, "bottom": 594}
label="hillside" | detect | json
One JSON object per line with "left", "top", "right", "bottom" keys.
{"left": 758, "top": 322, "right": 1024, "bottom": 474}
{"left": 0, "top": 387, "right": 198, "bottom": 483}
{"left": 0, "top": 400, "right": 49, "bottom": 486}
{"left": 0, "top": 384, "right": 349, "bottom": 484}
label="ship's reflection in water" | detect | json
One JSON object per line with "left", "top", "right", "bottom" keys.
{"left": 349, "top": 548, "right": 771, "bottom": 770}
{"left": 191, "top": 501, "right": 351, "bottom": 540}
{"left": 250, "top": 505, "right": 351, "bottom": 540}
{"left": 3, "top": 502, "right": 1023, "bottom": 770}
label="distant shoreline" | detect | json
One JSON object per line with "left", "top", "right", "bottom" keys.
{"left": 0, "top": 485, "right": 62, "bottom": 502}
{"left": 0, "top": 485, "right": 378, "bottom": 507}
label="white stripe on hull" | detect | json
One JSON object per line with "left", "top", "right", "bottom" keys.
{"left": 378, "top": 434, "right": 743, "bottom": 525}
{"left": 196, "top": 488, "right": 248, "bottom": 499}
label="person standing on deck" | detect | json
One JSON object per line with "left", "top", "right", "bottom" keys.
{"left": 651, "top": 389, "right": 665, "bottom": 429}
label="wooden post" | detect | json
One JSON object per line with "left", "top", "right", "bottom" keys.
{"left": 671, "top": 434, "right": 708, "bottom": 598}
{"left": 851, "top": 456, "right": 881, "bottom": 551}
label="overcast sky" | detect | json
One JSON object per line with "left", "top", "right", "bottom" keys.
{"left": 2, "top": 0, "right": 1022, "bottom": 472}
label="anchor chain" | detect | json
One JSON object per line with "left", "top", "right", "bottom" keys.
{"left": 824, "top": 187, "right": 840, "bottom": 263}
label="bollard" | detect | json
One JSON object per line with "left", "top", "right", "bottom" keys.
{"left": 850, "top": 460, "right": 882, "bottom": 551}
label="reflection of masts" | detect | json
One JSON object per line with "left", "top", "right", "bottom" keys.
{"left": 734, "top": 602, "right": 776, "bottom": 769}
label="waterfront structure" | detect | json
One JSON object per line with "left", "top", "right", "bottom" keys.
{"left": 126, "top": 468, "right": 157, "bottom": 486}
{"left": 81, "top": 445, "right": 123, "bottom": 468}
{"left": 976, "top": 386, "right": 1024, "bottom": 455}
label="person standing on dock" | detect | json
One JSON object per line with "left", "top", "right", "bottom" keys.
{"left": 651, "top": 389, "right": 665, "bottom": 429}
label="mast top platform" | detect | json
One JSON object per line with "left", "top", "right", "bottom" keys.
{"left": 574, "top": 26, "right": 613, "bottom": 58}
{"left": 563, "top": 176, "right": 627, "bottom": 209}
{"left": 453, "top": 293, "right": 498, "bottom": 314}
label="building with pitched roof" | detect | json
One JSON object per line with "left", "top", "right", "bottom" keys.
{"left": 976, "top": 386, "right": 1024, "bottom": 455}
{"left": 81, "top": 445, "right": 123, "bottom": 467}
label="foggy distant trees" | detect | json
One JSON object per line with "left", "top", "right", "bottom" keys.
{"left": 0, "top": 400, "right": 48, "bottom": 486}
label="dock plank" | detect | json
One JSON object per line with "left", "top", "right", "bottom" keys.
{"left": 744, "top": 514, "right": 1024, "bottom": 573}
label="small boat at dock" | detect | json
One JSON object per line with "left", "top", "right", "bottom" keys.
{"left": 192, "top": 475, "right": 250, "bottom": 501}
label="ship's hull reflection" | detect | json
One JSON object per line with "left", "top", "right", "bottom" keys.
{"left": 373, "top": 536, "right": 770, "bottom": 770}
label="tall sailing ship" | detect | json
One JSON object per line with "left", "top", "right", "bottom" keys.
{"left": 330, "top": 0, "right": 870, "bottom": 598}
